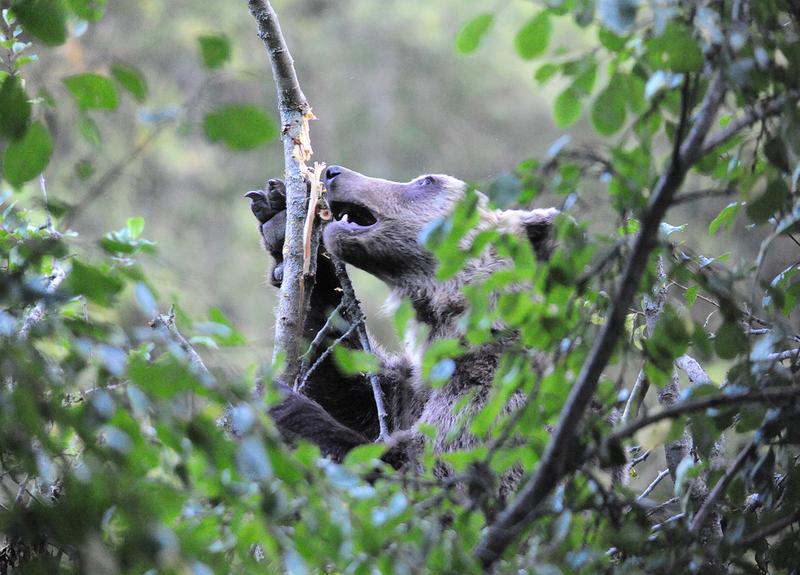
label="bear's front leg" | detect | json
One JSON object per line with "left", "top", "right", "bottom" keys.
{"left": 247, "top": 179, "right": 393, "bottom": 441}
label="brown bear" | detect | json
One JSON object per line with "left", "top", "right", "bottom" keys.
{"left": 247, "top": 166, "right": 558, "bottom": 488}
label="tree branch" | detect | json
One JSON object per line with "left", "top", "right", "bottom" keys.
{"left": 738, "top": 509, "right": 800, "bottom": 547}
{"left": 605, "top": 386, "right": 800, "bottom": 447}
{"left": 475, "top": 72, "right": 728, "bottom": 568}
{"left": 698, "top": 90, "right": 800, "bottom": 158}
{"left": 637, "top": 469, "right": 670, "bottom": 502}
{"left": 249, "top": 0, "right": 317, "bottom": 386}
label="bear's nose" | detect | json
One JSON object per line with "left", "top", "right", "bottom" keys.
{"left": 324, "top": 165, "right": 342, "bottom": 187}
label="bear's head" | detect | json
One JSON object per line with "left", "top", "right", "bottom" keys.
{"left": 323, "top": 166, "right": 464, "bottom": 283}
{"left": 322, "top": 166, "right": 557, "bottom": 285}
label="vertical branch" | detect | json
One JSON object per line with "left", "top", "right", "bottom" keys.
{"left": 248, "top": 0, "right": 318, "bottom": 385}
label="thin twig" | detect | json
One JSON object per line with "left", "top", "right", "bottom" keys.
{"left": 637, "top": 469, "right": 671, "bottom": 502}
{"left": 671, "top": 188, "right": 736, "bottom": 206}
{"left": 299, "top": 302, "right": 343, "bottom": 360}
{"left": 63, "top": 122, "right": 168, "bottom": 227}
{"left": 652, "top": 512, "right": 686, "bottom": 532}
{"left": 630, "top": 449, "right": 651, "bottom": 468}
{"left": 646, "top": 496, "right": 679, "bottom": 517}
{"left": 297, "top": 323, "right": 356, "bottom": 392}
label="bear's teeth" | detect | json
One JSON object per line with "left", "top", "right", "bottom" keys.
{"left": 342, "top": 213, "right": 349, "bottom": 223}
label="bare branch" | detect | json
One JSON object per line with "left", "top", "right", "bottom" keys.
{"left": 249, "top": 0, "right": 317, "bottom": 386}
{"left": 637, "top": 469, "right": 670, "bottom": 502}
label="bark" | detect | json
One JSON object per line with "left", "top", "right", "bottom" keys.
{"left": 248, "top": 0, "right": 317, "bottom": 385}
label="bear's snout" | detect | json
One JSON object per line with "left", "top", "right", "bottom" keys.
{"left": 324, "top": 165, "right": 343, "bottom": 188}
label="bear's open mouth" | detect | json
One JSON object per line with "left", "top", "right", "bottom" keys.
{"left": 329, "top": 201, "right": 378, "bottom": 228}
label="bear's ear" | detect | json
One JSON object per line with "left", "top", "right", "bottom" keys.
{"left": 520, "top": 207, "right": 559, "bottom": 260}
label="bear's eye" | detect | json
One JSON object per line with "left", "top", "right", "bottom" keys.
{"left": 417, "top": 176, "right": 435, "bottom": 187}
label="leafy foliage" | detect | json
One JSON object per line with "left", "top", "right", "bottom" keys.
{"left": 1, "top": 1, "right": 800, "bottom": 574}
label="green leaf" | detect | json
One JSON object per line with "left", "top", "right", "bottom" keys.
{"left": 646, "top": 22, "right": 704, "bottom": 73}
{"left": 344, "top": 444, "right": 386, "bottom": 466}
{"left": 332, "top": 346, "right": 379, "bottom": 376}
{"left": 67, "top": 260, "right": 124, "bottom": 305}
{"left": 455, "top": 13, "right": 493, "bottom": 54}
{"left": 624, "top": 74, "right": 646, "bottom": 114}
{"left": 197, "top": 34, "right": 231, "bottom": 69}
{"left": 128, "top": 354, "right": 196, "bottom": 399}
{"left": 534, "top": 63, "right": 560, "bottom": 85}
{"left": 553, "top": 88, "right": 582, "bottom": 128}
{"left": 598, "top": 26, "right": 627, "bottom": 52}
{"left": 11, "top": 0, "right": 68, "bottom": 46}
{"left": 0, "top": 75, "right": 31, "bottom": 139}
{"left": 714, "top": 321, "right": 747, "bottom": 359}
{"left": 77, "top": 111, "right": 101, "bottom": 146}
{"left": 63, "top": 73, "right": 119, "bottom": 110}
{"left": 67, "top": 0, "right": 107, "bottom": 21}
{"left": 3, "top": 122, "right": 53, "bottom": 188}
{"left": 127, "top": 216, "right": 145, "bottom": 238}
{"left": 709, "top": 202, "right": 741, "bottom": 236}
{"left": 514, "top": 12, "right": 551, "bottom": 60}
{"left": 111, "top": 63, "right": 148, "bottom": 102}
{"left": 203, "top": 105, "right": 278, "bottom": 150}
{"left": 591, "top": 81, "right": 626, "bottom": 135}
{"left": 684, "top": 285, "right": 699, "bottom": 307}
{"left": 746, "top": 179, "right": 789, "bottom": 224}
